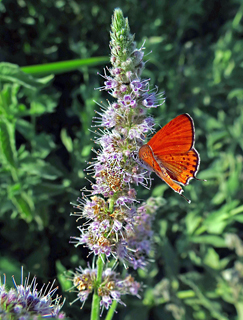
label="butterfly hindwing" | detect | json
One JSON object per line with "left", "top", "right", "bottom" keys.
{"left": 155, "top": 166, "right": 184, "bottom": 194}
{"left": 155, "top": 149, "right": 200, "bottom": 185}
{"left": 139, "top": 144, "right": 184, "bottom": 194}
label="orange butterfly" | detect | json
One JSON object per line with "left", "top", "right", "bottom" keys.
{"left": 138, "top": 114, "right": 201, "bottom": 203}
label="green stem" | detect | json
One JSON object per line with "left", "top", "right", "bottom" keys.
{"left": 90, "top": 255, "right": 104, "bottom": 320}
{"left": 104, "top": 300, "right": 118, "bottom": 320}
{"left": 20, "top": 57, "right": 109, "bottom": 75}
{"left": 109, "top": 198, "right": 115, "bottom": 213}
{"left": 236, "top": 302, "right": 243, "bottom": 320}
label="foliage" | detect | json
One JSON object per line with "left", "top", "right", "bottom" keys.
{"left": 1, "top": 0, "right": 243, "bottom": 320}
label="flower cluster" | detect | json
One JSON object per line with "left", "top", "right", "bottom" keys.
{"left": 72, "top": 196, "right": 159, "bottom": 269}
{"left": 0, "top": 268, "right": 65, "bottom": 320}
{"left": 70, "top": 266, "right": 141, "bottom": 310}
{"left": 72, "top": 9, "right": 164, "bottom": 269}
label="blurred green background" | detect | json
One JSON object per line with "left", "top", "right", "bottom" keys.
{"left": 0, "top": 0, "right": 243, "bottom": 319}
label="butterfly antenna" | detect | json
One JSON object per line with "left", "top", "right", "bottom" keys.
{"left": 180, "top": 193, "right": 191, "bottom": 204}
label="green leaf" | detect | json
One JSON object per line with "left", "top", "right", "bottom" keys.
{"left": 32, "top": 133, "right": 56, "bottom": 158}
{"left": 16, "top": 119, "right": 35, "bottom": 141}
{"left": 203, "top": 248, "right": 220, "bottom": 269}
{"left": 232, "top": 7, "right": 243, "bottom": 29}
{"left": 11, "top": 193, "right": 34, "bottom": 221}
{"left": 16, "top": 122, "right": 56, "bottom": 158}
{"left": 61, "top": 128, "right": 73, "bottom": 152}
{"left": 185, "top": 211, "right": 202, "bottom": 235}
{"left": 180, "top": 274, "right": 228, "bottom": 320}
{"left": 0, "top": 119, "right": 17, "bottom": 169}
{"left": 191, "top": 235, "right": 226, "bottom": 248}
{"left": 56, "top": 260, "right": 71, "bottom": 291}
{"left": 28, "top": 92, "right": 58, "bottom": 115}
{"left": 233, "top": 214, "right": 243, "bottom": 223}
{"left": 0, "top": 62, "right": 53, "bottom": 89}
{"left": 21, "top": 159, "right": 63, "bottom": 180}
{"left": 228, "top": 88, "right": 243, "bottom": 100}
{"left": 0, "top": 256, "right": 22, "bottom": 288}
{"left": 34, "top": 182, "right": 66, "bottom": 197}
{"left": 152, "top": 184, "right": 168, "bottom": 197}
{"left": 32, "top": 134, "right": 56, "bottom": 158}
{"left": 161, "top": 237, "right": 179, "bottom": 279}
{"left": 207, "top": 220, "right": 228, "bottom": 234}
{"left": 0, "top": 84, "right": 18, "bottom": 116}
{"left": 201, "top": 201, "right": 240, "bottom": 233}
{"left": 30, "top": 101, "right": 51, "bottom": 115}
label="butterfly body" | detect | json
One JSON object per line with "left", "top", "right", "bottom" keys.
{"left": 138, "top": 114, "right": 200, "bottom": 202}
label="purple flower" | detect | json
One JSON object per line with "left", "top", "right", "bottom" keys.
{"left": 0, "top": 268, "right": 65, "bottom": 319}
{"left": 70, "top": 265, "right": 141, "bottom": 310}
{"left": 142, "top": 91, "right": 165, "bottom": 108}
{"left": 121, "top": 94, "right": 137, "bottom": 108}
{"left": 100, "top": 295, "right": 112, "bottom": 309}
{"left": 78, "top": 290, "right": 90, "bottom": 302}
{"left": 116, "top": 195, "right": 137, "bottom": 206}
{"left": 110, "top": 290, "right": 121, "bottom": 300}
{"left": 105, "top": 80, "right": 117, "bottom": 89}
{"left": 113, "top": 219, "right": 122, "bottom": 232}
{"left": 132, "top": 49, "right": 145, "bottom": 66}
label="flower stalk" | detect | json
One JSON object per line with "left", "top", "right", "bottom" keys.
{"left": 70, "top": 7, "right": 163, "bottom": 317}
{"left": 91, "top": 255, "right": 105, "bottom": 320}
{"left": 105, "top": 300, "right": 118, "bottom": 320}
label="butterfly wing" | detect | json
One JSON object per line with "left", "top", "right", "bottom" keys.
{"left": 155, "top": 165, "right": 184, "bottom": 194}
{"left": 139, "top": 145, "right": 184, "bottom": 194}
{"left": 148, "top": 114, "right": 195, "bottom": 154}
{"left": 155, "top": 149, "right": 200, "bottom": 185}
{"left": 147, "top": 114, "right": 200, "bottom": 186}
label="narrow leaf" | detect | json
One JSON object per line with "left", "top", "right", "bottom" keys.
{"left": 0, "top": 62, "right": 53, "bottom": 89}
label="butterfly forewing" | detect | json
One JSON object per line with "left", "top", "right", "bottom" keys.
{"left": 148, "top": 114, "right": 195, "bottom": 154}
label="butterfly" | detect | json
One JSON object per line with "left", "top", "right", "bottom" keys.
{"left": 138, "top": 113, "right": 201, "bottom": 203}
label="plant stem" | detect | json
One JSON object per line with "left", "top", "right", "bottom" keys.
{"left": 90, "top": 255, "right": 104, "bottom": 320}
{"left": 20, "top": 57, "right": 109, "bottom": 75}
{"left": 109, "top": 197, "right": 115, "bottom": 213}
{"left": 236, "top": 302, "right": 243, "bottom": 320}
{"left": 104, "top": 300, "right": 118, "bottom": 320}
